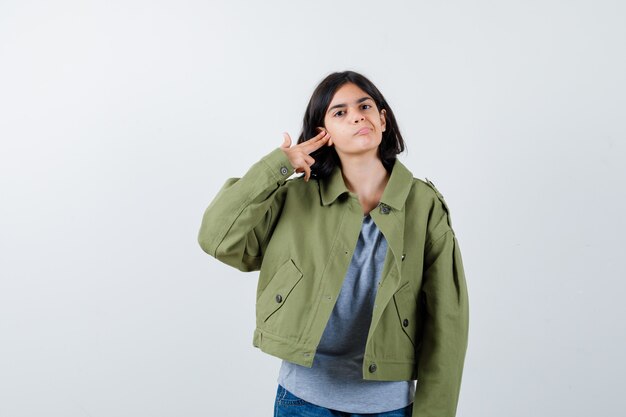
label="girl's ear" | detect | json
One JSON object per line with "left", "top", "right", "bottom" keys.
{"left": 380, "top": 109, "right": 387, "bottom": 132}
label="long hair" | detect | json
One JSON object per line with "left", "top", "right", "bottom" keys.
{"left": 296, "top": 71, "right": 407, "bottom": 180}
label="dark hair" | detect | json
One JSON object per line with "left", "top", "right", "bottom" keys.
{"left": 296, "top": 70, "right": 407, "bottom": 180}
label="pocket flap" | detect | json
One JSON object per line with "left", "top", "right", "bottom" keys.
{"left": 393, "top": 282, "right": 419, "bottom": 348}
{"left": 257, "top": 258, "right": 303, "bottom": 322}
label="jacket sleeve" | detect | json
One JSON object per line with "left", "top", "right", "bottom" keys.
{"left": 412, "top": 198, "right": 470, "bottom": 417}
{"left": 197, "top": 147, "right": 295, "bottom": 272}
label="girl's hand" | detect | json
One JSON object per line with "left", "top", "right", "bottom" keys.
{"left": 280, "top": 128, "right": 331, "bottom": 182}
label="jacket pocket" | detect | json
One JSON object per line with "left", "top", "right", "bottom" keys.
{"left": 393, "top": 281, "right": 419, "bottom": 349}
{"left": 257, "top": 258, "right": 304, "bottom": 323}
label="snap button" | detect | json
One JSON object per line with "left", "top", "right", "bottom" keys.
{"left": 368, "top": 363, "right": 377, "bottom": 373}
{"left": 275, "top": 294, "right": 283, "bottom": 303}
{"left": 403, "top": 318, "right": 409, "bottom": 327}
{"left": 280, "top": 166, "right": 289, "bottom": 175}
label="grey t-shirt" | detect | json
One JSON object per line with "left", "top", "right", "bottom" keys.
{"left": 277, "top": 213, "right": 415, "bottom": 413}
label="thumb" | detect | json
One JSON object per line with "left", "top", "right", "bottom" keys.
{"left": 281, "top": 132, "right": 291, "bottom": 148}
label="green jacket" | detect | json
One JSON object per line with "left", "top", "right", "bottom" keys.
{"left": 197, "top": 147, "right": 469, "bottom": 417}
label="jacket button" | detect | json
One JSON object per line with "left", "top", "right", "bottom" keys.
{"left": 275, "top": 294, "right": 283, "bottom": 303}
{"left": 403, "top": 318, "right": 409, "bottom": 327}
{"left": 279, "top": 166, "right": 289, "bottom": 175}
{"left": 401, "top": 253, "right": 406, "bottom": 261}
{"left": 368, "top": 363, "right": 377, "bottom": 373}
{"left": 379, "top": 203, "right": 390, "bottom": 214}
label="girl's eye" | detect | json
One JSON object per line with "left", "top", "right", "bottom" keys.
{"left": 333, "top": 104, "right": 372, "bottom": 117}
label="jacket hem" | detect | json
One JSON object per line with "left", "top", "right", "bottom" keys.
{"left": 252, "top": 328, "right": 317, "bottom": 367}
{"left": 252, "top": 328, "right": 418, "bottom": 381}
{"left": 362, "top": 355, "right": 418, "bottom": 381}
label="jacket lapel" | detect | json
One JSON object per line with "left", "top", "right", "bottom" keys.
{"left": 318, "top": 158, "right": 414, "bottom": 283}
{"left": 318, "top": 158, "right": 415, "bottom": 338}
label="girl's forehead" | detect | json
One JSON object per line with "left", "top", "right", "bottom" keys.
{"left": 328, "top": 85, "right": 374, "bottom": 109}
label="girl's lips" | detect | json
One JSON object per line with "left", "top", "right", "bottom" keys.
{"left": 355, "top": 127, "right": 371, "bottom": 135}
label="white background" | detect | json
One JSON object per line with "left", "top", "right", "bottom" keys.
{"left": 1, "top": 1, "right": 625, "bottom": 416}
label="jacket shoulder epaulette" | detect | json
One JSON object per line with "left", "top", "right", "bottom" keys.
{"left": 423, "top": 177, "right": 453, "bottom": 229}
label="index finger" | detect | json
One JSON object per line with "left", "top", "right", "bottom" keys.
{"left": 308, "top": 129, "right": 326, "bottom": 142}
{"left": 301, "top": 131, "right": 330, "bottom": 152}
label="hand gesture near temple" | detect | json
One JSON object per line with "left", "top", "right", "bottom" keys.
{"left": 280, "top": 127, "right": 331, "bottom": 182}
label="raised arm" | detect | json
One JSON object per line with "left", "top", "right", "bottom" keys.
{"left": 197, "top": 129, "right": 331, "bottom": 272}
{"left": 197, "top": 147, "right": 294, "bottom": 272}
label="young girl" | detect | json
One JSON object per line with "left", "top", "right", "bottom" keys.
{"left": 198, "top": 71, "right": 469, "bottom": 417}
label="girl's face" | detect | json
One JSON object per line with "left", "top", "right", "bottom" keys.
{"left": 321, "top": 83, "right": 387, "bottom": 157}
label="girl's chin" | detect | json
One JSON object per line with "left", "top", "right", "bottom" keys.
{"left": 338, "top": 142, "right": 381, "bottom": 154}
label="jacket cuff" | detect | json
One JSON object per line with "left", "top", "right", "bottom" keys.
{"left": 260, "top": 147, "right": 295, "bottom": 183}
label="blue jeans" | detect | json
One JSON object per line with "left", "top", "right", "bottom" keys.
{"left": 274, "top": 384, "right": 413, "bottom": 417}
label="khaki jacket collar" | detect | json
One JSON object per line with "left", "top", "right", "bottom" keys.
{"left": 319, "top": 157, "right": 414, "bottom": 210}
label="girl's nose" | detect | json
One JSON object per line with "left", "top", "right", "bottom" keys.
{"left": 353, "top": 113, "right": 365, "bottom": 123}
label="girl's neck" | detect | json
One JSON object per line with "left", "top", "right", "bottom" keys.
{"left": 339, "top": 156, "right": 390, "bottom": 202}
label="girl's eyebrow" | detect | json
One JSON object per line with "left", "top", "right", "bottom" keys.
{"left": 327, "top": 97, "right": 373, "bottom": 114}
